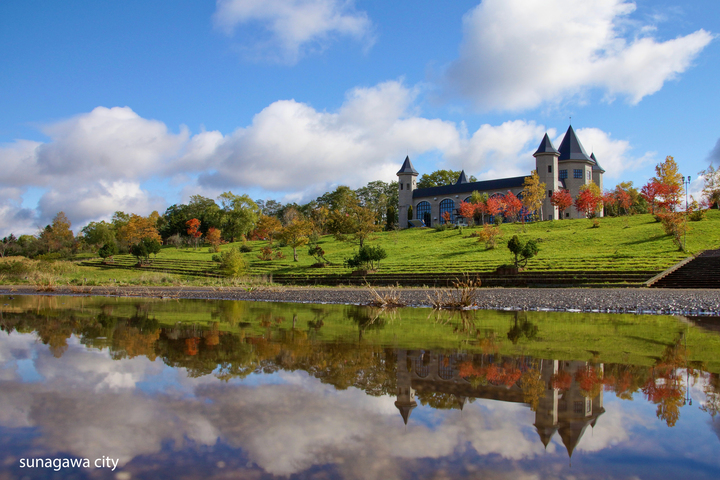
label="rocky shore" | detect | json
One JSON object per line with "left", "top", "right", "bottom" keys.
{"left": 2, "top": 284, "right": 720, "bottom": 316}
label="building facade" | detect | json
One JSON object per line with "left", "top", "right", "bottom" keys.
{"left": 398, "top": 126, "right": 605, "bottom": 228}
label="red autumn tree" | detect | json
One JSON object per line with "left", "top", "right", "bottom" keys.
{"left": 616, "top": 187, "right": 632, "bottom": 215}
{"left": 550, "top": 189, "right": 572, "bottom": 219}
{"left": 486, "top": 196, "right": 503, "bottom": 221}
{"left": 503, "top": 191, "right": 523, "bottom": 223}
{"left": 652, "top": 155, "right": 684, "bottom": 212}
{"left": 574, "top": 183, "right": 603, "bottom": 218}
{"left": 186, "top": 218, "right": 202, "bottom": 249}
{"left": 458, "top": 201, "right": 476, "bottom": 225}
{"left": 603, "top": 191, "right": 617, "bottom": 215}
{"left": 641, "top": 181, "right": 661, "bottom": 214}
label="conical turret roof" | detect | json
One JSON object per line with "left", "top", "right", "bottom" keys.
{"left": 535, "top": 425, "right": 558, "bottom": 448}
{"left": 590, "top": 153, "right": 605, "bottom": 173}
{"left": 558, "top": 126, "right": 592, "bottom": 162}
{"left": 533, "top": 133, "right": 560, "bottom": 156}
{"left": 397, "top": 156, "right": 418, "bottom": 176}
{"left": 394, "top": 400, "right": 417, "bottom": 425}
{"left": 455, "top": 170, "right": 469, "bottom": 185}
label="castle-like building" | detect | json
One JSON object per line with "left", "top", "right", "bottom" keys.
{"left": 394, "top": 349, "right": 605, "bottom": 458}
{"left": 397, "top": 126, "right": 605, "bottom": 228}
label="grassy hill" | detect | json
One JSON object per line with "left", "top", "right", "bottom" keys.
{"left": 3, "top": 211, "right": 719, "bottom": 286}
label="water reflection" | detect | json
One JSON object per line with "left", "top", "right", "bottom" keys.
{"left": 1, "top": 295, "right": 720, "bottom": 479}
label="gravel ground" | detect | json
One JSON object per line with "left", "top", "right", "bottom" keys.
{"left": 2, "top": 284, "right": 719, "bottom": 316}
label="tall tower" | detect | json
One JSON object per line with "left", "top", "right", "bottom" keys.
{"left": 534, "top": 133, "right": 560, "bottom": 221}
{"left": 397, "top": 156, "right": 418, "bottom": 229}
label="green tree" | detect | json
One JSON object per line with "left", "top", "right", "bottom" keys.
{"left": 98, "top": 241, "right": 118, "bottom": 261}
{"left": 185, "top": 195, "right": 223, "bottom": 233}
{"left": 220, "top": 247, "right": 248, "bottom": 277}
{"left": 345, "top": 245, "right": 388, "bottom": 271}
{"left": 507, "top": 235, "right": 539, "bottom": 268}
{"left": 158, "top": 203, "right": 191, "bottom": 239}
{"left": 326, "top": 197, "right": 381, "bottom": 248}
{"left": 417, "top": 170, "right": 477, "bottom": 188}
{"left": 218, "top": 192, "right": 260, "bottom": 242}
{"left": 81, "top": 221, "right": 116, "bottom": 247}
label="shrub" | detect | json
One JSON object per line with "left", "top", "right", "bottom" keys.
{"left": 493, "top": 214, "right": 504, "bottom": 226}
{"left": 308, "top": 244, "right": 329, "bottom": 264}
{"left": 688, "top": 200, "right": 706, "bottom": 221}
{"left": 220, "top": 247, "right": 248, "bottom": 277}
{"left": 507, "top": 235, "right": 539, "bottom": 268}
{"left": 257, "top": 245, "right": 274, "bottom": 261}
{"left": 657, "top": 212, "right": 688, "bottom": 251}
{"left": 478, "top": 224, "right": 502, "bottom": 249}
{"left": 591, "top": 219, "right": 600, "bottom": 228}
{"left": 689, "top": 209, "right": 706, "bottom": 221}
{"left": 345, "top": 245, "right": 387, "bottom": 271}
{"left": 130, "top": 242, "right": 148, "bottom": 264}
{"left": 99, "top": 242, "right": 118, "bottom": 260}
{"left": 166, "top": 233, "right": 184, "bottom": 247}
{"left": 239, "top": 243, "right": 252, "bottom": 253}
{"left": 35, "top": 252, "right": 64, "bottom": 262}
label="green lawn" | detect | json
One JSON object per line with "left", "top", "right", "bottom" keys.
{"left": 3, "top": 211, "right": 719, "bottom": 286}
{"left": 89, "top": 211, "right": 720, "bottom": 280}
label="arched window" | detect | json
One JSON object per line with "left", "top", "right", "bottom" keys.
{"left": 438, "top": 354, "right": 454, "bottom": 380}
{"left": 464, "top": 196, "right": 472, "bottom": 203}
{"left": 439, "top": 199, "right": 455, "bottom": 224}
{"left": 416, "top": 201, "right": 431, "bottom": 227}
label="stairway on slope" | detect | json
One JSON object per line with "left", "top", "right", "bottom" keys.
{"left": 651, "top": 249, "right": 720, "bottom": 289}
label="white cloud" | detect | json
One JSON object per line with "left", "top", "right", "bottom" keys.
{"left": 37, "top": 106, "right": 188, "bottom": 180}
{"left": 213, "top": 0, "right": 374, "bottom": 64}
{"left": 452, "top": 120, "right": 551, "bottom": 179}
{"left": 560, "top": 127, "right": 653, "bottom": 181}
{"left": 0, "top": 82, "right": 651, "bottom": 237}
{"left": 36, "top": 180, "right": 165, "bottom": 228}
{"left": 444, "top": 0, "right": 714, "bottom": 111}
{"left": 0, "top": 107, "right": 188, "bottom": 235}
{"left": 197, "top": 80, "right": 461, "bottom": 197}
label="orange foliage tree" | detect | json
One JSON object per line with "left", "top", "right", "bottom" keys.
{"left": 117, "top": 212, "right": 162, "bottom": 246}
{"left": 186, "top": 218, "right": 202, "bottom": 249}
{"left": 550, "top": 189, "right": 572, "bottom": 219}
{"left": 503, "top": 191, "right": 523, "bottom": 223}
{"left": 206, "top": 227, "right": 222, "bottom": 251}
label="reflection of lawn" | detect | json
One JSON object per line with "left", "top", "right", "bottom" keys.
{"left": 62, "top": 211, "right": 720, "bottom": 284}
{"left": 6, "top": 295, "right": 720, "bottom": 373}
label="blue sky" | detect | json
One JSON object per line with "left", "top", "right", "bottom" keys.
{"left": 1, "top": 0, "right": 718, "bottom": 236}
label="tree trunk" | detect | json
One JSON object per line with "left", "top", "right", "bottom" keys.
{"left": 293, "top": 246, "right": 298, "bottom": 261}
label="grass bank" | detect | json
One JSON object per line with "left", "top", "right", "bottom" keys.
{"left": 2, "top": 211, "right": 719, "bottom": 286}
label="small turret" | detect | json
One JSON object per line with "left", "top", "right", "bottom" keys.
{"left": 397, "top": 156, "right": 418, "bottom": 229}
{"left": 534, "top": 133, "right": 560, "bottom": 221}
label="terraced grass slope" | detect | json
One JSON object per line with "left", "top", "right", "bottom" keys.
{"left": 76, "top": 212, "right": 720, "bottom": 285}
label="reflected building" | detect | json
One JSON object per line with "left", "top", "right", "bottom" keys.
{"left": 395, "top": 349, "right": 605, "bottom": 457}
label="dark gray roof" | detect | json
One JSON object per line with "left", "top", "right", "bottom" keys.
{"left": 590, "top": 153, "right": 605, "bottom": 173}
{"left": 413, "top": 176, "right": 526, "bottom": 199}
{"left": 533, "top": 133, "right": 559, "bottom": 156}
{"left": 455, "top": 170, "right": 469, "bottom": 184}
{"left": 396, "top": 156, "right": 418, "bottom": 175}
{"left": 558, "top": 125, "right": 592, "bottom": 163}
